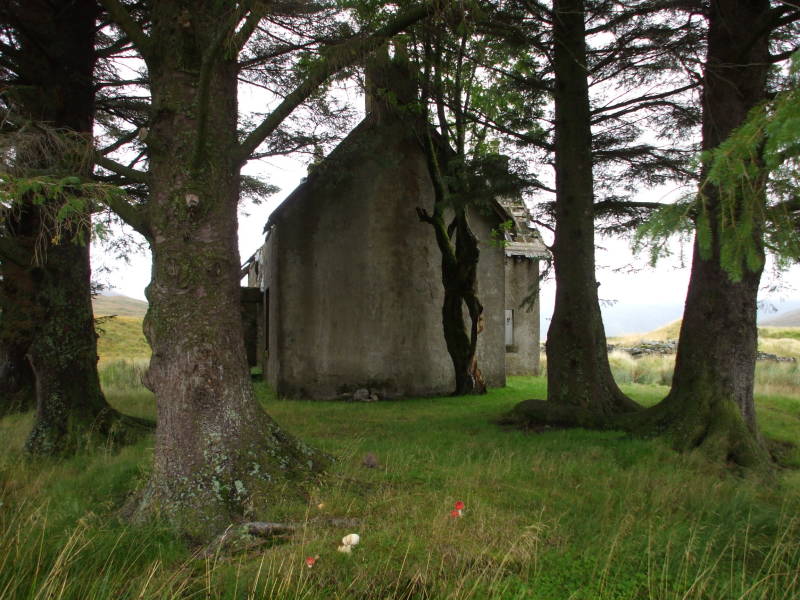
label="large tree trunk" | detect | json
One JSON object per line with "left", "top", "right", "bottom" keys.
{"left": 545, "top": 0, "right": 638, "bottom": 415}
{"left": 1, "top": 0, "right": 138, "bottom": 452}
{"left": 128, "top": 3, "right": 326, "bottom": 538}
{"left": 25, "top": 232, "right": 135, "bottom": 453}
{"left": 623, "top": 0, "right": 771, "bottom": 466}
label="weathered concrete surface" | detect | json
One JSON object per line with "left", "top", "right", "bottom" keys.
{"left": 504, "top": 257, "right": 541, "bottom": 375}
{"left": 240, "top": 287, "right": 262, "bottom": 368}
{"left": 471, "top": 213, "right": 506, "bottom": 388}
{"left": 265, "top": 118, "right": 454, "bottom": 398}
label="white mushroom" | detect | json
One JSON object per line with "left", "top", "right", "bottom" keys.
{"left": 341, "top": 533, "right": 360, "bottom": 547}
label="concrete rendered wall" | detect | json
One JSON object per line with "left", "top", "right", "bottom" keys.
{"left": 470, "top": 213, "right": 506, "bottom": 388}
{"left": 262, "top": 118, "right": 507, "bottom": 399}
{"left": 267, "top": 119, "right": 452, "bottom": 398}
{"left": 504, "top": 257, "right": 540, "bottom": 375}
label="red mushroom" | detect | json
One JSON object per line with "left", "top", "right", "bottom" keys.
{"left": 454, "top": 501, "right": 465, "bottom": 511}
{"left": 305, "top": 556, "right": 316, "bottom": 568}
{"left": 450, "top": 509, "right": 461, "bottom": 519}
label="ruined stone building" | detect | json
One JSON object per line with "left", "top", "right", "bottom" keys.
{"left": 241, "top": 57, "right": 548, "bottom": 400}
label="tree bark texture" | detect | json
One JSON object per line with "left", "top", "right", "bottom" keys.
{"left": 545, "top": 0, "right": 638, "bottom": 415}
{"left": 625, "top": 0, "right": 771, "bottom": 466}
{"left": 1, "top": 0, "right": 131, "bottom": 452}
{"left": 25, "top": 230, "right": 131, "bottom": 453}
{"left": 0, "top": 217, "right": 36, "bottom": 416}
{"left": 130, "top": 1, "right": 326, "bottom": 538}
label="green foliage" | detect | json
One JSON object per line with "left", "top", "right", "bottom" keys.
{"left": 632, "top": 196, "right": 696, "bottom": 267}
{"left": 636, "top": 51, "right": 800, "bottom": 280}
{"left": 489, "top": 219, "right": 514, "bottom": 248}
{"left": 0, "top": 173, "right": 126, "bottom": 256}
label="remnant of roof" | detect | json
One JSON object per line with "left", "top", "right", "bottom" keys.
{"left": 496, "top": 197, "right": 550, "bottom": 260}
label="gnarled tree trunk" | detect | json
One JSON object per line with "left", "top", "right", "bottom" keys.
{"left": 418, "top": 169, "right": 487, "bottom": 396}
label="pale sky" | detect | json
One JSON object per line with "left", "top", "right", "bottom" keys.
{"left": 92, "top": 152, "right": 800, "bottom": 333}
{"left": 91, "top": 73, "right": 800, "bottom": 330}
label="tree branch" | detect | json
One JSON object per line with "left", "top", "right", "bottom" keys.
{"left": 94, "top": 154, "right": 149, "bottom": 184}
{"left": 234, "top": 2, "right": 433, "bottom": 165}
{"left": 592, "top": 82, "right": 698, "bottom": 116}
{"left": 99, "top": 0, "right": 153, "bottom": 61}
{"left": 193, "top": 4, "right": 252, "bottom": 170}
{"left": 233, "top": 5, "right": 265, "bottom": 51}
{"left": 98, "top": 128, "right": 140, "bottom": 155}
{"left": 101, "top": 192, "right": 152, "bottom": 240}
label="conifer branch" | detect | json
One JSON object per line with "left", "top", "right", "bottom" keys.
{"left": 94, "top": 154, "right": 148, "bottom": 184}
{"left": 234, "top": 2, "right": 433, "bottom": 165}
{"left": 99, "top": 0, "right": 153, "bottom": 61}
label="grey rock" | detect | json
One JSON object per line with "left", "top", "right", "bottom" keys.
{"left": 353, "top": 388, "right": 372, "bottom": 402}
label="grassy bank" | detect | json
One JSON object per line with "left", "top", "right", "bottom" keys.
{"left": 2, "top": 371, "right": 800, "bottom": 599}
{"left": 96, "top": 317, "right": 150, "bottom": 364}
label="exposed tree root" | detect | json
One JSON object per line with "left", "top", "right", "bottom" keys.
{"left": 500, "top": 392, "right": 771, "bottom": 470}
{"left": 611, "top": 392, "right": 771, "bottom": 469}
{"left": 498, "top": 398, "right": 607, "bottom": 430}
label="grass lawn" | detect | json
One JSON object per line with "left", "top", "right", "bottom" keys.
{"left": 2, "top": 374, "right": 800, "bottom": 599}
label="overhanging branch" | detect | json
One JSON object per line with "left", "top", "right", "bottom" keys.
{"left": 94, "top": 153, "right": 149, "bottom": 184}
{"left": 234, "top": 2, "right": 433, "bottom": 165}
{"left": 99, "top": 0, "right": 153, "bottom": 61}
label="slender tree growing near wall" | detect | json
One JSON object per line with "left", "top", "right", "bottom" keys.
{"left": 413, "top": 15, "right": 507, "bottom": 396}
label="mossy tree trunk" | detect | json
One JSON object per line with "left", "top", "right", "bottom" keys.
{"left": 0, "top": 0, "right": 136, "bottom": 452}
{"left": 97, "top": 0, "right": 430, "bottom": 537}
{"left": 622, "top": 0, "right": 771, "bottom": 466}
{"left": 119, "top": 1, "right": 326, "bottom": 538}
{"left": 0, "top": 214, "right": 36, "bottom": 416}
{"left": 25, "top": 225, "right": 130, "bottom": 453}
{"left": 545, "top": 0, "right": 638, "bottom": 416}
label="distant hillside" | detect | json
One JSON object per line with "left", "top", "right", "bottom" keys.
{"left": 610, "top": 318, "right": 800, "bottom": 359}
{"left": 93, "top": 293, "right": 148, "bottom": 318}
{"left": 610, "top": 320, "right": 682, "bottom": 344}
{"left": 762, "top": 308, "right": 800, "bottom": 327}
{"left": 96, "top": 315, "right": 150, "bottom": 362}
{"left": 539, "top": 298, "right": 800, "bottom": 338}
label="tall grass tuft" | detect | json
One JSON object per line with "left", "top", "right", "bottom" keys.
{"left": 98, "top": 359, "right": 149, "bottom": 391}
